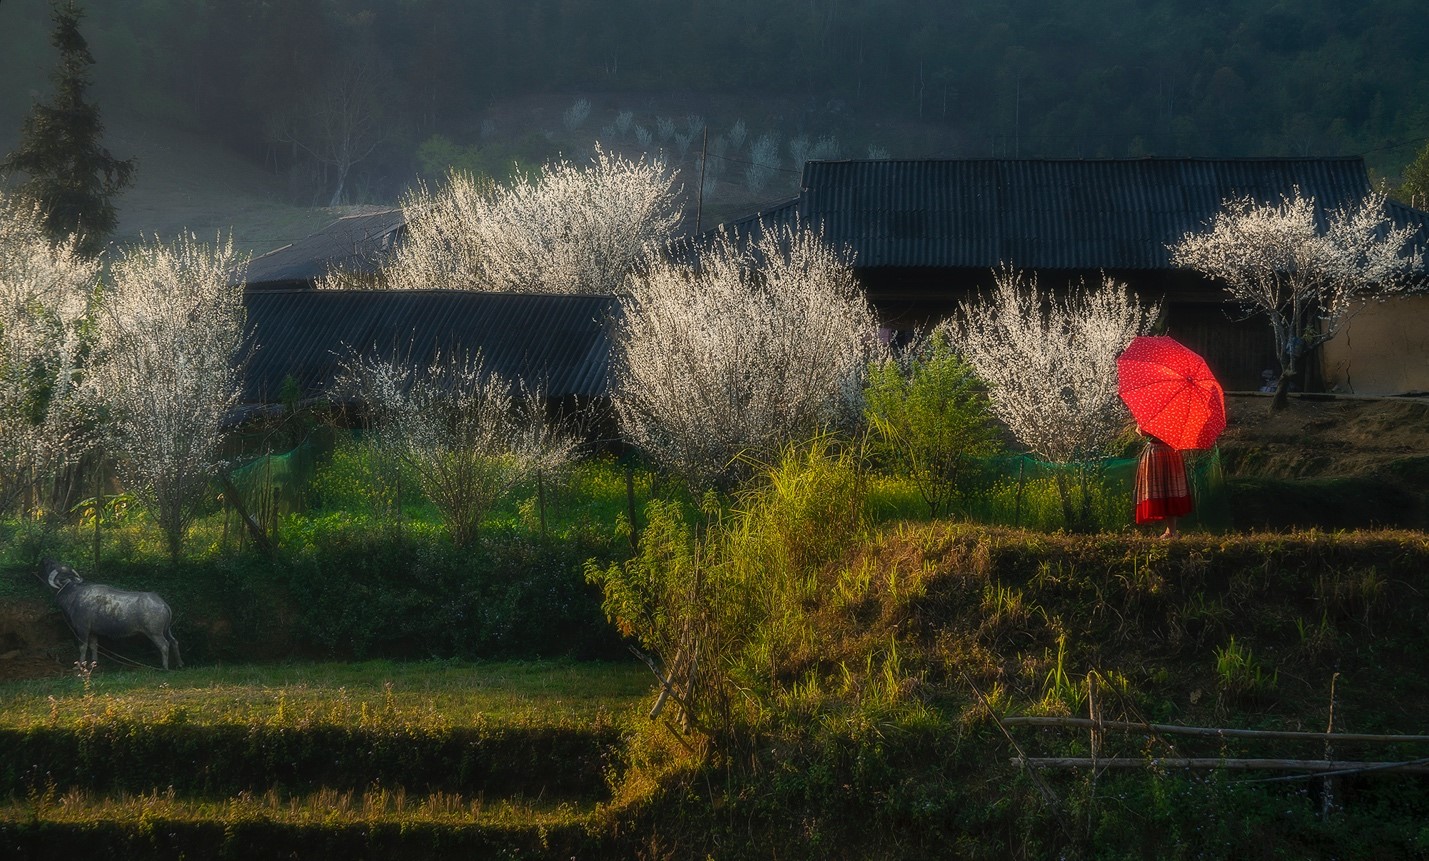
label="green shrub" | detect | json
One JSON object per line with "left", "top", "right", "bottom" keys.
{"left": 864, "top": 333, "right": 1003, "bottom": 516}
{"left": 284, "top": 523, "right": 623, "bottom": 660}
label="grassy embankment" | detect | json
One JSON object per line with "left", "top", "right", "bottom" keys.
{"left": 3, "top": 415, "right": 1428, "bottom": 857}
{"left": 0, "top": 660, "right": 649, "bottom": 858}
{"left": 7, "top": 526, "right": 1425, "bottom": 858}
{"left": 597, "top": 524, "right": 1429, "bottom": 860}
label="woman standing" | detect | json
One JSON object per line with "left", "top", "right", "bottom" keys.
{"left": 1134, "top": 432, "right": 1193, "bottom": 538}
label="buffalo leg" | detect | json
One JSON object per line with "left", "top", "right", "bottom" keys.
{"left": 146, "top": 631, "right": 171, "bottom": 670}
{"left": 166, "top": 631, "right": 183, "bottom": 669}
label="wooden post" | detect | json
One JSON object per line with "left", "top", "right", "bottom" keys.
{"left": 91, "top": 462, "right": 102, "bottom": 573}
{"left": 1322, "top": 672, "right": 1340, "bottom": 818}
{"left": 1013, "top": 458, "right": 1027, "bottom": 527}
{"left": 626, "top": 464, "right": 638, "bottom": 550}
{"left": 1089, "top": 675, "right": 1100, "bottom": 762}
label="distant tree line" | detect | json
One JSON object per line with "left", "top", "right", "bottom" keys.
{"left": 2, "top": 0, "right": 1427, "bottom": 205}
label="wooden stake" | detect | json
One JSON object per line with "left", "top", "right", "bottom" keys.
{"left": 1322, "top": 672, "right": 1341, "bottom": 818}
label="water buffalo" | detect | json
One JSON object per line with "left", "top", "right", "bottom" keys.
{"left": 44, "top": 559, "right": 182, "bottom": 670}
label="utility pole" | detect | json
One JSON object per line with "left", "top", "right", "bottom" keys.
{"left": 695, "top": 126, "right": 709, "bottom": 234}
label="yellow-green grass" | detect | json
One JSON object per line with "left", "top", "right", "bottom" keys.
{"left": 2, "top": 786, "right": 590, "bottom": 828}
{"left": 0, "top": 659, "right": 653, "bottom": 729}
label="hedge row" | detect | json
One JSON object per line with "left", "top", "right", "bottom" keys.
{"left": 0, "top": 817, "right": 594, "bottom": 861}
{"left": 0, "top": 720, "right": 622, "bottom": 798}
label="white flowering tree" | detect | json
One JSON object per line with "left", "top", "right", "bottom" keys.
{"left": 0, "top": 193, "right": 101, "bottom": 517}
{"left": 340, "top": 350, "right": 578, "bottom": 548}
{"left": 950, "top": 269, "right": 1160, "bottom": 528}
{"left": 334, "top": 146, "right": 682, "bottom": 294}
{"left": 614, "top": 224, "right": 879, "bottom": 490}
{"left": 95, "top": 235, "right": 248, "bottom": 559}
{"left": 1170, "top": 188, "right": 1424, "bottom": 410}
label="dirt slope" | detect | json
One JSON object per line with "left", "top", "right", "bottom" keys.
{"left": 1220, "top": 394, "right": 1429, "bottom": 479}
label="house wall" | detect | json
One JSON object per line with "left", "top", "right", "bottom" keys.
{"left": 1160, "top": 303, "right": 1282, "bottom": 392}
{"left": 1320, "top": 294, "right": 1429, "bottom": 395}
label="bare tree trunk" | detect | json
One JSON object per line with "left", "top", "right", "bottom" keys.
{"left": 1271, "top": 352, "right": 1300, "bottom": 412}
{"left": 1271, "top": 375, "right": 1291, "bottom": 411}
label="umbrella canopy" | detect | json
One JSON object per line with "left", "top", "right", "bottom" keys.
{"left": 1117, "top": 336, "right": 1226, "bottom": 451}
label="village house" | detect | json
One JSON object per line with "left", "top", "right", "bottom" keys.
{"left": 240, "top": 158, "right": 1429, "bottom": 399}
{"left": 241, "top": 289, "right": 617, "bottom": 417}
{"left": 238, "top": 211, "right": 616, "bottom": 412}
{"left": 715, "top": 157, "right": 1429, "bottom": 394}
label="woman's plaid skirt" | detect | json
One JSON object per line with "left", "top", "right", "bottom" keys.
{"left": 1134, "top": 440, "right": 1193, "bottom": 524}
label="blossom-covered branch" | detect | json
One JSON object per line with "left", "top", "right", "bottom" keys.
{"left": 339, "top": 350, "right": 577, "bottom": 548}
{"left": 95, "top": 234, "right": 248, "bottom": 558}
{"left": 1170, "top": 188, "right": 1423, "bottom": 407}
{"left": 613, "top": 224, "right": 879, "bottom": 489}
{"left": 950, "top": 269, "right": 1159, "bottom": 464}
{"left": 328, "top": 146, "right": 682, "bottom": 294}
{"left": 0, "top": 192, "right": 100, "bottom": 515}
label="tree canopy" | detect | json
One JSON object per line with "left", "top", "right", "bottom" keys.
{"left": 2, "top": 0, "right": 1425, "bottom": 208}
{"left": 2, "top": 0, "right": 133, "bottom": 256}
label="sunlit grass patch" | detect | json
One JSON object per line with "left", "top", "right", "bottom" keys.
{"left": 0, "top": 659, "right": 652, "bottom": 728}
{"left": 3, "top": 786, "right": 593, "bottom": 828}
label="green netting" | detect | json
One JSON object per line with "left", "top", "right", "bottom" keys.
{"left": 221, "top": 436, "right": 1230, "bottom": 535}
{"left": 957, "top": 447, "right": 1231, "bottom": 532}
{"left": 228, "top": 440, "right": 322, "bottom": 521}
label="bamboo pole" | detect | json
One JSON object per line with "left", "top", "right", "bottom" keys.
{"left": 1000, "top": 716, "right": 1429, "bottom": 745}
{"left": 1015, "top": 757, "right": 1429, "bottom": 775}
{"left": 217, "top": 472, "right": 274, "bottom": 556}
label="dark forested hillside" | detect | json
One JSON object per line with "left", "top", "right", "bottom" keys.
{"left": 2, "top": 0, "right": 1426, "bottom": 209}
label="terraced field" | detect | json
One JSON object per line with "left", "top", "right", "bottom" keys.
{"left": 0, "top": 660, "right": 651, "bottom": 858}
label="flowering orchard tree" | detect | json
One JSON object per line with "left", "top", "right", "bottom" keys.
{"left": 1170, "top": 188, "right": 1424, "bottom": 410}
{"left": 950, "top": 269, "right": 1160, "bottom": 528}
{"left": 332, "top": 146, "right": 682, "bottom": 294}
{"left": 0, "top": 192, "right": 101, "bottom": 516}
{"left": 614, "top": 224, "right": 879, "bottom": 490}
{"left": 340, "top": 350, "right": 577, "bottom": 548}
{"left": 96, "top": 235, "right": 248, "bottom": 559}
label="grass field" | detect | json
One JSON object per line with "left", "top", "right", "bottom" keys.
{"left": 0, "top": 659, "right": 652, "bottom": 727}
{"left": 0, "top": 659, "right": 653, "bottom": 857}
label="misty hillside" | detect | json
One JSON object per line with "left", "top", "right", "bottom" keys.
{"left": 2, "top": 0, "right": 1427, "bottom": 248}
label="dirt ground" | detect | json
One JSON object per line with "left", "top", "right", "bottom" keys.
{"left": 0, "top": 598, "right": 76, "bottom": 682}
{"left": 1219, "top": 393, "right": 1429, "bottom": 479}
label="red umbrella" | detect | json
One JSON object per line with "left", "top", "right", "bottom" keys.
{"left": 1117, "top": 335, "right": 1226, "bottom": 451}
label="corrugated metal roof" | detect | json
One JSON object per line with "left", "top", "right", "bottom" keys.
{"left": 721, "top": 157, "right": 1429, "bottom": 270}
{"left": 242, "top": 290, "right": 618, "bottom": 402}
{"left": 243, "top": 209, "right": 407, "bottom": 287}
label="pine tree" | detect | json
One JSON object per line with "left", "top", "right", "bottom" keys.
{"left": 2, "top": 0, "right": 134, "bottom": 257}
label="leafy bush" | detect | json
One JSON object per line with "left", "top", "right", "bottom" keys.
{"left": 587, "top": 439, "right": 873, "bottom": 735}
{"left": 864, "top": 332, "right": 1003, "bottom": 516}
